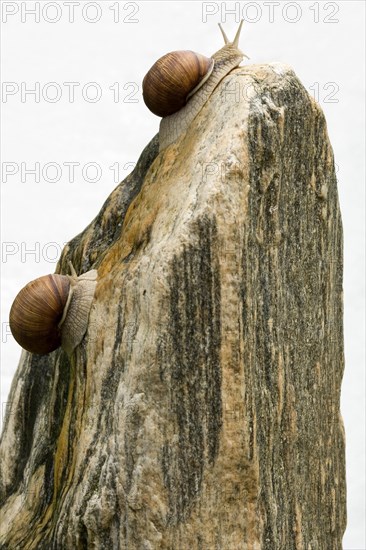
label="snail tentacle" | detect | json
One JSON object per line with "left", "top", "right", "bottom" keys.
{"left": 218, "top": 23, "right": 229, "bottom": 45}
{"left": 233, "top": 19, "right": 244, "bottom": 48}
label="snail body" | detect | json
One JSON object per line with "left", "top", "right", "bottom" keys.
{"left": 10, "top": 263, "right": 97, "bottom": 356}
{"left": 142, "top": 21, "right": 247, "bottom": 150}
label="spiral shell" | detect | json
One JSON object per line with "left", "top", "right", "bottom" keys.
{"left": 142, "top": 50, "right": 214, "bottom": 117}
{"left": 10, "top": 274, "right": 70, "bottom": 355}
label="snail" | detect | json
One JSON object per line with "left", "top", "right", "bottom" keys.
{"left": 9, "top": 262, "right": 97, "bottom": 356}
{"left": 142, "top": 21, "right": 248, "bottom": 150}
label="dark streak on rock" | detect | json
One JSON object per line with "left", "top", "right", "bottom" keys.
{"left": 124, "top": 403, "right": 143, "bottom": 495}
{"left": 113, "top": 299, "right": 125, "bottom": 359}
{"left": 161, "top": 215, "right": 222, "bottom": 523}
{"left": 0, "top": 351, "right": 67, "bottom": 504}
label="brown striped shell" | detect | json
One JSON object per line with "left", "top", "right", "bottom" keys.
{"left": 142, "top": 50, "right": 214, "bottom": 117}
{"left": 9, "top": 274, "right": 70, "bottom": 355}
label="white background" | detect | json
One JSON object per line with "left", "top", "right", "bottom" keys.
{"left": 1, "top": 1, "right": 365, "bottom": 547}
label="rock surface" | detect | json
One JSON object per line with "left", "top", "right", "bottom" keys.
{"left": 0, "top": 63, "right": 346, "bottom": 549}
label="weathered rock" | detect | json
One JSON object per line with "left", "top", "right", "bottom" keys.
{"left": 0, "top": 63, "right": 346, "bottom": 549}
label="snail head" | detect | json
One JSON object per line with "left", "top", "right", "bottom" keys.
{"left": 214, "top": 20, "right": 249, "bottom": 65}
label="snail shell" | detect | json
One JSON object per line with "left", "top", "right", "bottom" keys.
{"left": 9, "top": 264, "right": 97, "bottom": 356}
{"left": 142, "top": 51, "right": 214, "bottom": 117}
{"left": 10, "top": 274, "right": 70, "bottom": 354}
